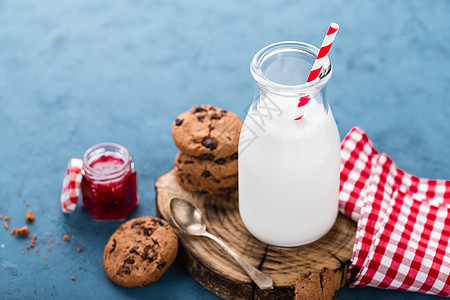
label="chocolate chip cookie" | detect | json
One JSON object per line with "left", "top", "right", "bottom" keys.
{"left": 103, "top": 216, "right": 178, "bottom": 287}
{"left": 171, "top": 105, "right": 243, "bottom": 161}
{"left": 175, "top": 166, "right": 238, "bottom": 195}
{"left": 174, "top": 151, "right": 238, "bottom": 179}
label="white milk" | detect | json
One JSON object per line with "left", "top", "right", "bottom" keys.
{"left": 238, "top": 94, "right": 340, "bottom": 247}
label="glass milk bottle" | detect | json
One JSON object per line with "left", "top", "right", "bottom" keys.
{"left": 238, "top": 41, "right": 340, "bottom": 247}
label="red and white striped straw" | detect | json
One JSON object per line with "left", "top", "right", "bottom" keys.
{"left": 307, "top": 22, "right": 339, "bottom": 83}
{"left": 294, "top": 22, "right": 339, "bottom": 120}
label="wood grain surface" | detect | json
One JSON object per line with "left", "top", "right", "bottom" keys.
{"left": 155, "top": 168, "right": 357, "bottom": 299}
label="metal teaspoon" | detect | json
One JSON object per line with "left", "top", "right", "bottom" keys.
{"left": 169, "top": 197, "right": 274, "bottom": 290}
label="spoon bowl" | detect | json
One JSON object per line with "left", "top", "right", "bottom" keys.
{"left": 170, "top": 197, "right": 206, "bottom": 236}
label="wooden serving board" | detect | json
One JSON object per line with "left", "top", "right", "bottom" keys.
{"left": 155, "top": 169, "right": 356, "bottom": 299}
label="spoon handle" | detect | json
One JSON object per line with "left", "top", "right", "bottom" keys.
{"left": 202, "top": 231, "right": 274, "bottom": 290}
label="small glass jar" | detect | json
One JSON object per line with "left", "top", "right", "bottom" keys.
{"left": 80, "top": 143, "right": 138, "bottom": 220}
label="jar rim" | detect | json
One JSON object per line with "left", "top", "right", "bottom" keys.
{"left": 83, "top": 142, "right": 131, "bottom": 178}
{"left": 250, "top": 41, "right": 332, "bottom": 95}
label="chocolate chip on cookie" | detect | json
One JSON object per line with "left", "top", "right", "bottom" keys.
{"left": 214, "top": 158, "right": 226, "bottom": 165}
{"left": 193, "top": 106, "right": 207, "bottom": 113}
{"left": 103, "top": 216, "right": 178, "bottom": 288}
{"left": 202, "top": 138, "right": 218, "bottom": 151}
{"left": 175, "top": 118, "right": 183, "bottom": 126}
{"left": 201, "top": 170, "right": 211, "bottom": 177}
{"left": 197, "top": 153, "right": 215, "bottom": 161}
{"left": 210, "top": 113, "right": 221, "bottom": 120}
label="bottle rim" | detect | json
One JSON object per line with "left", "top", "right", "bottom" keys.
{"left": 83, "top": 142, "right": 131, "bottom": 179}
{"left": 250, "top": 41, "right": 332, "bottom": 95}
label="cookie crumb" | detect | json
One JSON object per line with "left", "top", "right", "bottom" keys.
{"left": 63, "top": 234, "right": 71, "bottom": 242}
{"left": 71, "top": 276, "right": 75, "bottom": 281}
{"left": 56, "top": 242, "right": 60, "bottom": 246}
{"left": 26, "top": 245, "right": 30, "bottom": 250}
{"left": 35, "top": 248, "right": 39, "bottom": 253}
{"left": 25, "top": 211, "right": 35, "bottom": 223}
{"left": 30, "top": 234, "right": 37, "bottom": 248}
{"left": 4, "top": 223, "right": 8, "bottom": 230}
{"left": 26, "top": 202, "right": 30, "bottom": 207}
{"left": 46, "top": 246, "right": 51, "bottom": 252}
{"left": 11, "top": 226, "right": 30, "bottom": 236}
{"left": 0, "top": 215, "right": 3, "bottom": 220}
{"left": 4, "top": 216, "right": 10, "bottom": 223}
{"left": 22, "top": 251, "right": 25, "bottom": 255}
{"left": 77, "top": 247, "right": 82, "bottom": 252}
{"left": 44, "top": 255, "right": 47, "bottom": 259}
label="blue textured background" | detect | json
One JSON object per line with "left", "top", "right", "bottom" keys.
{"left": 0, "top": 0, "right": 448, "bottom": 299}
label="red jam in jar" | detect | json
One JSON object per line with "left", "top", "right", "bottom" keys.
{"left": 80, "top": 143, "right": 138, "bottom": 220}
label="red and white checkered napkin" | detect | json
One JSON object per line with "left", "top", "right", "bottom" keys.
{"left": 339, "top": 127, "right": 450, "bottom": 296}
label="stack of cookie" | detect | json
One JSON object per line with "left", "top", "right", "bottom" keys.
{"left": 171, "top": 105, "right": 243, "bottom": 195}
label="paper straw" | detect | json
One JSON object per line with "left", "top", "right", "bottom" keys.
{"left": 294, "top": 22, "right": 339, "bottom": 120}
{"left": 307, "top": 22, "right": 339, "bottom": 83}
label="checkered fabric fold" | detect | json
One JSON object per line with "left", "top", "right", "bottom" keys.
{"left": 339, "top": 127, "right": 450, "bottom": 296}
